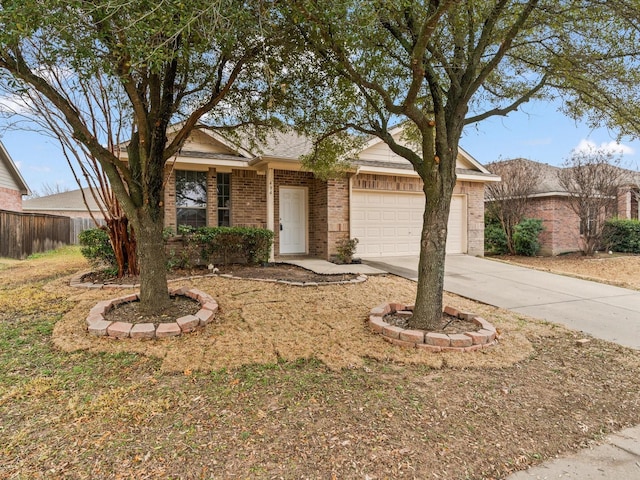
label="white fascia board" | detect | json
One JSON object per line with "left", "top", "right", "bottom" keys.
{"left": 355, "top": 165, "right": 420, "bottom": 177}
{"left": 457, "top": 172, "right": 501, "bottom": 183}
{"left": 171, "top": 157, "right": 251, "bottom": 169}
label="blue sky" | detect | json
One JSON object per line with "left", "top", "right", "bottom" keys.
{"left": 2, "top": 98, "right": 639, "bottom": 195}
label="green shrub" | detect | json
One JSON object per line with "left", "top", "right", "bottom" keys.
{"left": 192, "top": 226, "right": 274, "bottom": 265}
{"left": 484, "top": 214, "right": 508, "bottom": 255}
{"left": 81, "top": 225, "right": 275, "bottom": 272}
{"left": 602, "top": 218, "right": 640, "bottom": 253}
{"left": 78, "top": 227, "right": 116, "bottom": 269}
{"left": 513, "top": 218, "right": 544, "bottom": 256}
{"left": 335, "top": 237, "right": 359, "bottom": 264}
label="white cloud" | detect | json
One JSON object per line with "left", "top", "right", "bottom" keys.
{"left": 573, "top": 139, "right": 634, "bottom": 156}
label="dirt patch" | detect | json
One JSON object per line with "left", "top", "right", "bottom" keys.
{"left": 384, "top": 312, "right": 477, "bottom": 334}
{"left": 493, "top": 252, "right": 640, "bottom": 290}
{"left": 82, "top": 263, "right": 358, "bottom": 285}
{"left": 103, "top": 295, "right": 201, "bottom": 327}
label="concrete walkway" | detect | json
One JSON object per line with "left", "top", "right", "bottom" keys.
{"left": 282, "top": 258, "right": 386, "bottom": 275}
{"left": 362, "top": 254, "right": 640, "bottom": 479}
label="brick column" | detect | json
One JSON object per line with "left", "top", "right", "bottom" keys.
{"left": 207, "top": 168, "right": 217, "bottom": 227}
{"left": 163, "top": 167, "right": 177, "bottom": 231}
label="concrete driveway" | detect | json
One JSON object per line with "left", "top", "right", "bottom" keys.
{"left": 364, "top": 254, "right": 640, "bottom": 350}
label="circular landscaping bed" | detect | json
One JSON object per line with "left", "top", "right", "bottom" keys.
{"left": 369, "top": 302, "right": 498, "bottom": 352}
{"left": 85, "top": 287, "right": 219, "bottom": 339}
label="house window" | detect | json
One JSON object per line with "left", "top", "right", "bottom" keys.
{"left": 579, "top": 208, "right": 597, "bottom": 236}
{"left": 176, "top": 170, "right": 207, "bottom": 228}
{"left": 217, "top": 172, "right": 231, "bottom": 226}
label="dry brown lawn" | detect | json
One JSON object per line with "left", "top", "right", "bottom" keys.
{"left": 1, "top": 247, "right": 640, "bottom": 479}
{"left": 493, "top": 252, "right": 640, "bottom": 291}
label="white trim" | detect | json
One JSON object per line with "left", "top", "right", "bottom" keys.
{"left": 353, "top": 165, "right": 499, "bottom": 182}
{"left": 173, "top": 157, "right": 251, "bottom": 169}
{"left": 457, "top": 172, "right": 501, "bottom": 183}
{"left": 266, "top": 168, "right": 275, "bottom": 261}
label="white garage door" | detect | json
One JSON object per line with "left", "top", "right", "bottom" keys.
{"left": 351, "top": 191, "right": 466, "bottom": 257}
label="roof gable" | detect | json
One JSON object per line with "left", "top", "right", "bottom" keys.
{"left": 0, "top": 141, "right": 30, "bottom": 195}
{"left": 355, "top": 126, "right": 493, "bottom": 176}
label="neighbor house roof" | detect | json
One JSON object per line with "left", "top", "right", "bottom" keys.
{"left": 485, "top": 158, "right": 640, "bottom": 198}
{"left": 23, "top": 187, "right": 104, "bottom": 213}
{"left": 0, "top": 141, "right": 31, "bottom": 195}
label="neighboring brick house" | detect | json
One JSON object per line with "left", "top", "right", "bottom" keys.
{"left": 23, "top": 187, "right": 106, "bottom": 220}
{"left": 117, "top": 126, "right": 498, "bottom": 260}
{"left": 0, "top": 141, "right": 30, "bottom": 212}
{"left": 486, "top": 159, "right": 640, "bottom": 256}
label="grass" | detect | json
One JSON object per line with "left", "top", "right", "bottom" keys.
{"left": 1, "top": 247, "right": 640, "bottom": 479}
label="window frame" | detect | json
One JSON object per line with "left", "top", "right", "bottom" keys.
{"left": 175, "top": 169, "right": 208, "bottom": 229}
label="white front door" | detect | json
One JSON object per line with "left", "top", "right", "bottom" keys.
{"left": 279, "top": 187, "right": 307, "bottom": 254}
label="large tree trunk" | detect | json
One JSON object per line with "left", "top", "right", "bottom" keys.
{"left": 134, "top": 211, "right": 170, "bottom": 315}
{"left": 409, "top": 185, "right": 453, "bottom": 331}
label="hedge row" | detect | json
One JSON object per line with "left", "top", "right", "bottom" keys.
{"left": 602, "top": 218, "right": 640, "bottom": 253}
{"left": 80, "top": 226, "right": 274, "bottom": 271}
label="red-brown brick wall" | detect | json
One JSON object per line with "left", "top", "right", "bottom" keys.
{"left": 617, "top": 185, "right": 640, "bottom": 220}
{"left": 524, "top": 196, "right": 581, "bottom": 255}
{"left": 164, "top": 167, "right": 177, "bottom": 230}
{"left": 230, "top": 169, "right": 267, "bottom": 228}
{"left": 453, "top": 181, "right": 485, "bottom": 256}
{"left": 327, "top": 177, "right": 350, "bottom": 258}
{"left": 0, "top": 186, "right": 23, "bottom": 212}
{"left": 352, "top": 174, "right": 422, "bottom": 192}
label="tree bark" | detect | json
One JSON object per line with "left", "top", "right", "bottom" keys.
{"left": 134, "top": 211, "right": 170, "bottom": 314}
{"left": 409, "top": 184, "right": 453, "bottom": 331}
{"left": 106, "top": 216, "right": 138, "bottom": 277}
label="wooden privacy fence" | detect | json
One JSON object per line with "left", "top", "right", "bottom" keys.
{"left": 0, "top": 210, "right": 71, "bottom": 259}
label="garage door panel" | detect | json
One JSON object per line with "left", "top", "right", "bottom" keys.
{"left": 352, "top": 191, "right": 466, "bottom": 257}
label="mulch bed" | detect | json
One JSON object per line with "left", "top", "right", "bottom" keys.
{"left": 103, "top": 295, "right": 201, "bottom": 327}
{"left": 82, "top": 263, "right": 357, "bottom": 285}
{"left": 384, "top": 312, "right": 478, "bottom": 334}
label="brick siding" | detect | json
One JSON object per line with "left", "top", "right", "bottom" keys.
{"left": 163, "top": 167, "right": 177, "bottom": 230}
{"left": 230, "top": 169, "right": 267, "bottom": 228}
{"left": 453, "top": 181, "right": 485, "bottom": 256}
{"left": 0, "top": 186, "right": 23, "bottom": 212}
{"left": 326, "top": 178, "right": 350, "bottom": 259}
{"left": 617, "top": 185, "right": 640, "bottom": 220}
{"left": 524, "top": 196, "right": 581, "bottom": 255}
{"left": 163, "top": 166, "right": 486, "bottom": 260}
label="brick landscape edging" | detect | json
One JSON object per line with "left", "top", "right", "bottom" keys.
{"left": 86, "top": 287, "right": 218, "bottom": 340}
{"left": 70, "top": 272, "right": 368, "bottom": 289}
{"left": 369, "top": 303, "right": 498, "bottom": 352}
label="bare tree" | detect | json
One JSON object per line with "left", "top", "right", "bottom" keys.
{"left": 0, "top": 73, "right": 138, "bottom": 277}
{"left": 485, "top": 159, "right": 542, "bottom": 254}
{"left": 558, "top": 148, "right": 624, "bottom": 255}
{"left": 27, "top": 183, "right": 70, "bottom": 199}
